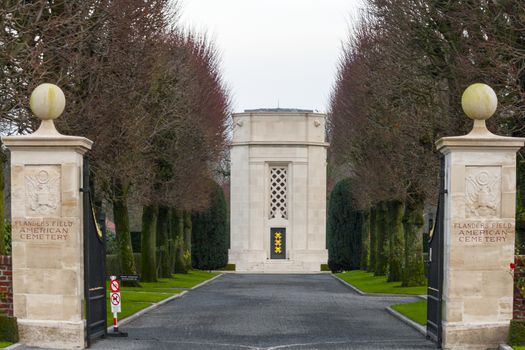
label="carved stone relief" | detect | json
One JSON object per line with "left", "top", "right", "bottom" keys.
{"left": 25, "top": 165, "right": 61, "bottom": 217}
{"left": 465, "top": 166, "right": 501, "bottom": 219}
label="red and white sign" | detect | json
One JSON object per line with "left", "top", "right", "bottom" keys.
{"left": 111, "top": 292, "right": 121, "bottom": 313}
{"left": 110, "top": 279, "right": 120, "bottom": 293}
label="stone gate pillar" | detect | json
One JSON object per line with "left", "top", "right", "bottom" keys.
{"left": 436, "top": 84, "right": 525, "bottom": 349}
{"left": 2, "top": 84, "right": 92, "bottom": 349}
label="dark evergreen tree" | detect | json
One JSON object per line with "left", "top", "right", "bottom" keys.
{"left": 327, "top": 178, "right": 362, "bottom": 272}
{"left": 191, "top": 182, "right": 228, "bottom": 270}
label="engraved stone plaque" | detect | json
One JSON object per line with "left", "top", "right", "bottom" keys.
{"left": 12, "top": 218, "right": 77, "bottom": 242}
{"left": 452, "top": 220, "right": 514, "bottom": 244}
{"left": 465, "top": 166, "right": 501, "bottom": 219}
{"left": 25, "top": 165, "right": 61, "bottom": 217}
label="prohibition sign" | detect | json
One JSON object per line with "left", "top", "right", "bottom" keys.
{"left": 110, "top": 280, "right": 120, "bottom": 293}
{"left": 111, "top": 293, "right": 120, "bottom": 306}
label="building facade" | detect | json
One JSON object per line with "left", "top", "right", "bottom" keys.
{"left": 229, "top": 109, "right": 328, "bottom": 272}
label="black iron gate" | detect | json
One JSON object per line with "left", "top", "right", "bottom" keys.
{"left": 426, "top": 155, "right": 445, "bottom": 347}
{"left": 83, "top": 158, "right": 107, "bottom": 346}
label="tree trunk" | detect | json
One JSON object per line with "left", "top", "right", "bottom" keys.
{"left": 167, "top": 209, "right": 177, "bottom": 275}
{"left": 374, "top": 201, "right": 389, "bottom": 276}
{"left": 387, "top": 200, "right": 405, "bottom": 282}
{"left": 172, "top": 208, "right": 187, "bottom": 273}
{"left": 360, "top": 209, "right": 370, "bottom": 271}
{"left": 183, "top": 210, "right": 192, "bottom": 271}
{"left": 141, "top": 204, "right": 158, "bottom": 282}
{"left": 368, "top": 207, "right": 377, "bottom": 273}
{"left": 402, "top": 198, "right": 426, "bottom": 287}
{"left": 112, "top": 180, "right": 139, "bottom": 286}
{"left": 157, "top": 206, "right": 172, "bottom": 278}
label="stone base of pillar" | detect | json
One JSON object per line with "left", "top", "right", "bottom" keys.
{"left": 229, "top": 249, "right": 327, "bottom": 272}
{"left": 442, "top": 321, "right": 509, "bottom": 350}
{"left": 17, "top": 319, "right": 85, "bottom": 349}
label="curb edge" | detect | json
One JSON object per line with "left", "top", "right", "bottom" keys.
{"left": 107, "top": 273, "right": 224, "bottom": 331}
{"left": 330, "top": 274, "right": 426, "bottom": 300}
{"left": 385, "top": 306, "right": 427, "bottom": 336}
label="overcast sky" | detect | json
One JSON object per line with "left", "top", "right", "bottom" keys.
{"left": 179, "top": 0, "right": 365, "bottom": 113}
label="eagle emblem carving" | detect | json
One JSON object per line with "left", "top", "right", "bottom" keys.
{"left": 26, "top": 169, "right": 60, "bottom": 215}
{"left": 465, "top": 170, "right": 500, "bottom": 218}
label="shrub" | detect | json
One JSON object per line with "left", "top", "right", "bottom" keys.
{"left": 327, "top": 178, "right": 362, "bottom": 272}
{"left": 3, "top": 222, "right": 11, "bottom": 255}
{"left": 191, "top": 182, "right": 228, "bottom": 270}
{"left": 106, "top": 231, "right": 119, "bottom": 255}
{"left": 509, "top": 320, "right": 525, "bottom": 346}
{"left": 222, "top": 264, "right": 236, "bottom": 271}
{"left": 105, "top": 253, "right": 141, "bottom": 277}
{"left": 0, "top": 313, "right": 18, "bottom": 343}
{"left": 320, "top": 264, "right": 330, "bottom": 272}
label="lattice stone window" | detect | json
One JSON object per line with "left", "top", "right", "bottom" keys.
{"left": 269, "top": 166, "right": 288, "bottom": 219}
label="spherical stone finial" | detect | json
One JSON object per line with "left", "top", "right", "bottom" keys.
{"left": 29, "top": 83, "right": 66, "bottom": 120}
{"left": 461, "top": 83, "right": 498, "bottom": 121}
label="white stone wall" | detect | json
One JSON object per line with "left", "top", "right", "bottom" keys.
{"left": 229, "top": 112, "right": 328, "bottom": 272}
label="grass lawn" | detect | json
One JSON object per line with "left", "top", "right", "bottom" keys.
{"left": 391, "top": 300, "right": 427, "bottom": 326}
{"left": 123, "top": 270, "right": 219, "bottom": 292}
{"left": 336, "top": 270, "right": 427, "bottom": 295}
{"left": 106, "top": 270, "right": 218, "bottom": 325}
{"left": 514, "top": 347, "right": 525, "bottom": 350}
{"left": 0, "top": 342, "right": 12, "bottom": 348}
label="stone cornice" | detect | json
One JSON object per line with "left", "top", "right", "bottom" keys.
{"left": 231, "top": 141, "right": 329, "bottom": 147}
{"left": 233, "top": 112, "right": 326, "bottom": 117}
{"left": 436, "top": 135, "right": 525, "bottom": 152}
{"left": 2, "top": 135, "right": 93, "bottom": 154}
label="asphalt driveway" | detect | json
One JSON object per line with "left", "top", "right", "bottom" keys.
{"left": 90, "top": 273, "right": 436, "bottom": 350}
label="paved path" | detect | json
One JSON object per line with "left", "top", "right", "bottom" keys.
{"left": 89, "top": 274, "right": 436, "bottom": 350}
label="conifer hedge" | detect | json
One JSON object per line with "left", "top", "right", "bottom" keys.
{"left": 327, "top": 178, "right": 362, "bottom": 272}
{"left": 191, "top": 182, "right": 228, "bottom": 270}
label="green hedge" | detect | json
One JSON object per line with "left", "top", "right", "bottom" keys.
{"left": 3, "top": 223, "right": 11, "bottom": 256}
{"left": 509, "top": 320, "right": 525, "bottom": 346}
{"left": 327, "top": 178, "right": 362, "bottom": 272}
{"left": 191, "top": 182, "right": 229, "bottom": 270}
{"left": 0, "top": 314, "right": 18, "bottom": 343}
{"left": 222, "top": 264, "right": 236, "bottom": 271}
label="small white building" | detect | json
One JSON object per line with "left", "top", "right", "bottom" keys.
{"left": 228, "top": 109, "right": 329, "bottom": 272}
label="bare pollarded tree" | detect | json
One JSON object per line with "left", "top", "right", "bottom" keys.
{"left": 0, "top": 0, "right": 110, "bottom": 254}
{"left": 139, "top": 31, "right": 231, "bottom": 281}
{"left": 0, "top": 1, "right": 232, "bottom": 278}
{"left": 329, "top": 0, "right": 525, "bottom": 284}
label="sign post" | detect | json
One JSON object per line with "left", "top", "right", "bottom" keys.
{"left": 108, "top": 276, "right": 127, "bottom": 337}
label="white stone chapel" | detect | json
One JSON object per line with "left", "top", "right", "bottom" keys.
{"left": 228, "top": 109, "right": 329, "bottom": 272}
